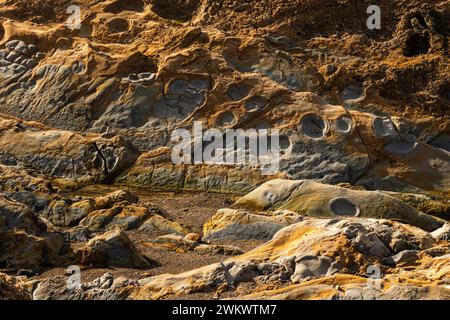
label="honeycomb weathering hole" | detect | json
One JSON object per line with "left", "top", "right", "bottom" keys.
{"left": 300, "top": 114, "right": 327, "bottom": 138}
{"left": 107, "top": 18, "right": 130, "bottom": 34}
{"left": 116, "top": 52, "right": 157, "bottom": 77}
{"left": 372, "top": 117, "right": 397, "bottom": 138}
{"left": 279, "top": 135, "right": 291, "bottom": 150}
{"left": 342, "top": 84, "right": 364, "bottom": 102}
{"left": 335, "top": 115, "right": 353, "bottom": 134}
{"left": 217, "top": 111, "right": 236, "bottom": 127}
{"left": 329, "top": 198, "right": 360, "bottom": 216}
{"left": 226, "top": 82, "right": 251, "bottom": 101}
{"left": 244, "top": 96, "right": 266, "bottom": 111}
{"left": 151, "top": 0, "right": 201, "bottom": 22}
{"left": 0, "top": 25, "right": 4, "bottom": 43}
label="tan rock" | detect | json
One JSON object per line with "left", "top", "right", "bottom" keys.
{"left": 0, "top": 273, "right": 31, "bottom": 300}
{"left": 75, "top": 226, "right": 150, "bottom": 269}
{"left": 94, "top": 190, "right": 139, "bottom": 210}
{"left": 203, "top": 208, "right": 304, "bottom": 241}
{"left": 234, "top": 179, "right": 444, "bottom": 231}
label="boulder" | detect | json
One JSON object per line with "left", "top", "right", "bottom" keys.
{"left": 234, "top": 179, "right": 444, "bottom": 231}
{"left": 75, "top": 227, "right": 150, "bottom": 268}
{"left": 203, "top": 208, "right": 304, "bottom": 241}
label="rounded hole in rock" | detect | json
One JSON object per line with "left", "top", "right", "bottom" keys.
{"left": 300, "top": 114, "right": 327, "bottom": 139}
{"left": 169, "top": 79, "right": 189, "bottom": 94}
{"left": 341, "top": 84, "right": 364, "bottom": 102}
{"left": 226, "top": 82, "right": 251, "bottom": 101}
{"left": 189, "top": 78, "right": 209, "bottom": 91}
{"left": 107, "top": 18, "right": 130, "bottom": 34}
{"left": 0, "top": 24, "right": 4, "bottom": 43}
{"left": 151, "top": 0, "right": 201, "bottom": 22}
{"left": 335, "top": 115, "right": 353, "bottom": 134}
{"left": 329, "top": 198, "right": 360, "bottom": 216}
{"left": 116, "top": 52, "right": 157, "bottom": 78}
{"left": 279, "top": 135, "right": 292, "bottom": 150}
{"left": 268, "top": 134, "right": 292, "bottom": 156}
{"left": 217, "top": 111, "right": 236, "bottom": 127}
{"left": 372, "top": 117, "right": 398, "bottom": 138}
{"left": 244, "top": 96, "right": 267, "bottom": 111}
{"left": 403, "top": 32, "right": 430, "bottom": 57}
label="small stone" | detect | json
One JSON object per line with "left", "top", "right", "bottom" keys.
{"left": 23, "top": 59, "right": 37, "bottom": 69}
{"left": 0, "top": 59, "right": 11, "bottom": 67}
{"left": 5, "top": 40, "right": 20, "bottom": 50}
{"left": 0, "top": 49, "right": 8, "bottom": 59}
{"left": 6, "top": 51, "right": 19, "bottom": 62}
{"left": 392, "top": 250, "right": 419, "bottom": 265}
{"left": 35, "top": 52, "right": 45, "bottom": 60}
{"left": 28, "top": 44, "right": 37, "bottom": 54}
{"left": 14, "top": 41, "right": 29, "bottom": 55}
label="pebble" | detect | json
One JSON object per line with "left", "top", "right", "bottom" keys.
{"left": 24, "top": 59, "right": 37, "bottom": 69}
{"left": 6, "top": 51, "right": 19, "bottom": 62}
{"left": 35, "top": 52, "right": 46, "bottom": 60}
{"left": 0, "top": 49, "right": 8, "bottom": 59}
{"left": 5, "top": 40, "right": 20, "bottom": 50}
{"left": 0, "top": 59, "right": 11, "bottom": 67}
{"left": 14, "top": 41, "right": 29, "bottom": 55}
{"left": 28, "top": 44, "right": 37, "bottom": 54}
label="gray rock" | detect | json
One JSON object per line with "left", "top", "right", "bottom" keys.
{"left": 33, "top": 272, "right": 137, "bottom": 300}
{"left": 35, "top": 52, "right": 46, "bottom": 60}
{"left": 28, "top": 44, "right": 37, "bottom": 54}
{"left": 6, "top": 51, "right": 19, "bottom": 62}
{"left": 14, "top": 41, "right": 29, "bottom": 55}
{"left": 391, "top": 250, "right": 419, "bottom": 265}
{"left": 291, "top": 255, "right": 338, "bottom": 282}
{"left": 0, "top": 49, "right": 8, "bottom": 59}
{"left": 0, "top": 59, "right": 11, "bottom": 67}
{"left": 5, "top": 40, "right": 20, "bottom": 50}
{"left": 24, "top": 59, "right": 38, "bottom": 69}
{"left": 431, "top": 223, "right": 450, "bottom": 241}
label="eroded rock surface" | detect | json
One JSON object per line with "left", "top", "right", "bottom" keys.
{"left": 0, "top": 0, "right": 448, "bottom": 301}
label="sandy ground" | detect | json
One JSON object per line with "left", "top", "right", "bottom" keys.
{"left": 31, "top": 186, "right": 266, "bottom": 298}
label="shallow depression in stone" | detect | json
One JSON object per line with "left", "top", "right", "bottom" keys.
{"left": 329, "top": 197, "right": 360, "bottom": 216}
{"left": 300, "top": 114, "right": 327, "bottom": 139}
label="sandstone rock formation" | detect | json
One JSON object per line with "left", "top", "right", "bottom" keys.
{"left": 0, "top": 0, "right": 448, "bottom": 301}
{"left": 75, "top": 226, "right": 150, "bottom": 268}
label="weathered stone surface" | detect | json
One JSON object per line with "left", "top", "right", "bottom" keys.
{"left": 0, "top": 273, "right": 31, "bottom": 300}
{"left": 203, "top": 208, "right": 304, "bottom": 241}
{"left": 130, "top": 217, "right": 447, "bottom": 299}
{"left": 0, "top": 194, "right": 65, "bottom": 269}
{"left": 94, "top": 190, "right": 139, "bottom": 210}
{"left": 43, "top": 198, "right": 95, "bottom": 227}
{"left": 0, "top": 117, "right": 139, "bottom": 184}
{"left": 0, "top": 0, "right": 448, "bottom": 301}
{"left": 138, "top": 213, "right": 190, "bottom": 236}
{"left": 74, "top": 227, "right": 150, "bottom": 269}
{"left": 234, "top": 180, "right": 444, "bottom": 231}
{"left": 33, "top": 272, "right": 137, "bottom": 300}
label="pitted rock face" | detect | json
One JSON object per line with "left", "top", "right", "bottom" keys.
{"left": 0, "top": 0, "right": 448, "bottom": 301}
